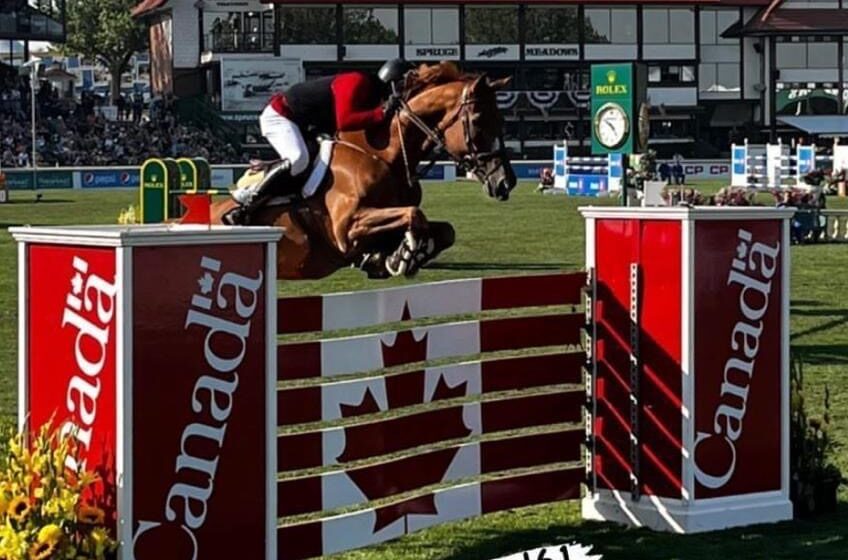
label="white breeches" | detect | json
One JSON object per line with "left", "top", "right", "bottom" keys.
{"left": 260, "top": 105, "right": 310, "bottom": 176}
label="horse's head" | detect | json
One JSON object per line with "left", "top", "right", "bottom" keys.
{"left": 402, "top": 65, "right": 517, "bottom": 201}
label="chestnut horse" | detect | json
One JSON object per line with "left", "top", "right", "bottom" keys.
{"left": 209, "top": 62, "right": 517, "bottom": 280}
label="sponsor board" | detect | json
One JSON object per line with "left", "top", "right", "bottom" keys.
{"left": 26, "top": 245, "right": 118, "bottom": 513}
{"left": 405, "top": 45, "right": 460, "bottom": 60}
{"left": 33, "top": 171, "right": 75, "bottom": 189}
{"left": 130, "top": 244, "right": 268, "bottom": 558}
{"left": 467, "top": 45, "right": 519, "bottom": 60}
{"left": 693, "top": 221, "right": 783, "bottom": 498}
{"left": 4, "top": 171, "right": 33, "bottom": 190}
{"left": 524, "top": 44, "right": 579, "bottom": 60}
{"left": 82, "top": 170, "right": 141, "bottom": 189}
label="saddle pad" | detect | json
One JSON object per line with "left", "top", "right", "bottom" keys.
{"left": 301, "top": 140, "right": 334, "bottom": 198}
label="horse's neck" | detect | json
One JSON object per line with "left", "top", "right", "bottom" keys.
{"left": 336, "top": 86, "right": 457, "bottom": 176}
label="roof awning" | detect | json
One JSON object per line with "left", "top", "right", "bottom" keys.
{"left": 726, "top": 8, "right": 848, "bottom": 37}
{"left": 777, "top": 116, "right": 848, "bottom": 136}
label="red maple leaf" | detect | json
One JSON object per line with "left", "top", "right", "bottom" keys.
{"left": 337, "top": 301, "right": 471, "bottom": 532}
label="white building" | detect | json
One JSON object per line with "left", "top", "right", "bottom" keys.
{"left": 132, "top": 0, "right": 848, "bottom": 157}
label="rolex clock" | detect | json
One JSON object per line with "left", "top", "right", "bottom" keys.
{"left": 590, "top": 63, "right": 647, "bottom": 155}
{"left": 594, "top": 102, "right": 629, "bottom": 150}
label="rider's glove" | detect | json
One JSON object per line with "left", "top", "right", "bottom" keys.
{"left": 382, "top": 94, "right": 402, "bottom": 121}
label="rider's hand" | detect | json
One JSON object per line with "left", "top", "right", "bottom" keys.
{"left": 383, "top": 94, "right": 402, "bottom": 120}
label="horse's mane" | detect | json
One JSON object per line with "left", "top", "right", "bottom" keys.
{"left": 404, "top": 61, "right": 477, "bottom": 99}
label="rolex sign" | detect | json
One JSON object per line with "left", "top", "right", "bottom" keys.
{"left": 591, "top": 63, "right": 647, "bottom": 156}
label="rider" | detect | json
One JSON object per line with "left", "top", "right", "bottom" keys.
{"left": 224, "top": 58, "right": 413, "bottom": 225}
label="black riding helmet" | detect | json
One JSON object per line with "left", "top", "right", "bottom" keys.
{"left": 377, "top": 58, "right": 413, "bottom": 94}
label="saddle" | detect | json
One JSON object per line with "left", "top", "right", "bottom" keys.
{"left": 234, "top": 135, "right": 333, "bottom": 206}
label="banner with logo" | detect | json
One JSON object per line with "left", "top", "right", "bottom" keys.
{"left": 82, "top": 170, "right": 141, "bottom": 189}
{"left": 465, "top": 45, "right": 520, "bottom": 61}
{"left": 130, "top": 244, "right": 268, "bottom": 558}
{"left": 591, "top": 63, "right": 635, "bottom": 155}
{"left": 26, "top": 245, "right": 118, "bottom": 511}
{"left": 37, "top": 170, "right": 74, "bottom": 189}
{"left": 405, "top": 45, "right": 460, "bottom": 61}
{"left": 693, "top": 221, "right": 783, "bottom": 498}
{"left": 221, "top": 57, "right": 302, "bottom": 112}
{"left": 4, "top": 171, "right": 33, "bottom": 190}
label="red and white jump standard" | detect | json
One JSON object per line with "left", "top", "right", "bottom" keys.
{"left": 579, "top": 207, "right": 795, "bottom": 533}
{"left": 12, "top": 224, "right": 282, "bottom": 560}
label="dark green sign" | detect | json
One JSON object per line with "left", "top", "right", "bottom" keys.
{"left": 5, "top": 171, "right": 33, "bottom": 190}
{"left": 38, "top": 171, "right": 74, "bottom": 189}
{"left": 591, "top": 63, "right": 648, "bottom": 156}
{"left": 140, "top": 158, "right": 181, "bottom": 223}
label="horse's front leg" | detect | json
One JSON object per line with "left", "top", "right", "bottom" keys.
{"left": 347, "top": 207, "right": 454, "bottom": 278}
{"left": 347, "top": 206, "right": 429, "bottom": 243}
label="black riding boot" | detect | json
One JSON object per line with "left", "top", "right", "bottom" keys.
{"left": 223, "top": 160, "right": 292, "bottom": 226}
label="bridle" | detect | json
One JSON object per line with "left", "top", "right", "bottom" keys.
{"left": 395, "top": 78, "right": 508, "bottom": 188}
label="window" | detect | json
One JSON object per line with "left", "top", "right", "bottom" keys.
{"left": 647, "top": 64, "right": 696, "bottom": 84}
{"left": 280, "top": 5, "right": 336, "bottom": 44}
{"left": 205, "top": 9, "right": 275, "bottom": 52}
{"left": 465, "top": 6, "right": 519, "bottom": 44}
{"left": 699, "top": 63, "right": 740, "bottom": 93}
{"left": 524, "top": 68, "right": 588, "bottom": 91}
{"left": 700, "top": 8, "right": 739, "bottom": 46}
{"left": 643, "top": 9, "right": 694, "bottom": 45}
{"left": 808, "top": 41, "right": 838, "bottom": 69}
{"left": 404, "top": 6, "right": 459, "bottom": 45}
{"left": 525, "top": 5, "right": 579, "bottom": 44}
{"left": 343, "top": 5, "right": 398, "bottom": 44}
{"left": 776, "top": 37, "right": 839, "bottom": 69}
{"left": 584, "top": 7, "right": 636, "bottom": 44}
{"left": 669, "top": 10, "right": 695, "bottom": 44}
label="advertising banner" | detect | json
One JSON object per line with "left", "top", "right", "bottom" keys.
{"left": 221, "top": 57, "right": 302, "bottom": 112}
{"left": 26, "top": 245, "right": 118, "bottom": 512}
{"left": 130, "top": 244, "right": 269, "bottom": 559}
{"left": 5, "top": 171, "right": 33, "bottom": 190}
{"left": 693, "top": 220, "right": 784, "bottom": 498}
{"left": 82, "top": 170, "right": 141, "bottom": 189}
{"left": 37, "top": 170, "right": 75, "bottom": 189}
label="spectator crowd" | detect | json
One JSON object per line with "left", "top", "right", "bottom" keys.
{"left": 1, "top": 71, "right": 245, "bottom": 169}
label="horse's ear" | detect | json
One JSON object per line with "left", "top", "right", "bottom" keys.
{"left": 487, "top": 76, "right": 512, "bottom": 91}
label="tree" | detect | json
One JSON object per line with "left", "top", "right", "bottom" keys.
{"left": 64, "top": 0, "right": 147, "bottom": 103}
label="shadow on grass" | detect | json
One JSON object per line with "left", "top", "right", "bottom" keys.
{"left": 791, "top": 300, "right": 826, "bottom": 308}
{"left": 1, "top": 198, "right": 75, "bottom": 204}
{"left": 791, "top": 344, "right": 848, "bottom": 366}
{"left": 445, "top": 506, "right": 848, "bottom": 560}
{"left": 426, "top": 262, "right": 574, "bottom": 272}
{"left": 791, "top": 309, "right": 848, "bottom": 341}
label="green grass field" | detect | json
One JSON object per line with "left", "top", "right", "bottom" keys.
{"left": 0, "top": 182, "right": 846, "bottom": 559}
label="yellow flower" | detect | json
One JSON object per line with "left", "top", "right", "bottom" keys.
{"left": 78, "top": 505, "right": 105, "bottom": 525}
{"left": 7, "top": 496, "right": 31, "bottom": 523}
{"left": 0, "top": 494, "right": 7, "bottom": 517}
{"left": 37, "top": 524, "right": 62, "bottom": 545}
{"left": 28, "top": 540, "right": 57, "bottom": 560}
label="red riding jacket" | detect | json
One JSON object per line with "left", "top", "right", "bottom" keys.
{"left": 269, "top": 72, "right": 385, "bottom": 134}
